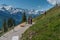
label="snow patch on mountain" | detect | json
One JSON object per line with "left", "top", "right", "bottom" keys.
{"left": 0, "top": 4, "right": 44, "bottom": 15}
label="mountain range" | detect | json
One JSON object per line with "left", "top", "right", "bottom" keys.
{"left": 0, "top": 4, "right": 44, "bottom": 25}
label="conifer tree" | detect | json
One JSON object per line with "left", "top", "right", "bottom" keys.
{"left": 3, "top": 19, "right": 8, "bottom": 32}
{"left": 22, "top": 12, "right": 26, "bottom": 22}
{"left": 8, "top": 18, "right": 13, "bottom": 28}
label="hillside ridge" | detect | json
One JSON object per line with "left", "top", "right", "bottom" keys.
{"left": 21, "top": 6, "right": 60, "bottom": 40}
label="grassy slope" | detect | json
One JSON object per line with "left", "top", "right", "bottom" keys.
{"left": 21, "top": 6, "right": 60, "bottom": 40}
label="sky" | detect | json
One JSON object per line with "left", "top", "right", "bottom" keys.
{"left": 0, "top": 0, "right": 59, "bottom": 11}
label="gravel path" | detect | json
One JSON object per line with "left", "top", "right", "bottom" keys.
{"left": 0, "top": 23, "right": 35, "bottom": 40}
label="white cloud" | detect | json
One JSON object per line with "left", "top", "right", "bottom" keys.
{"left": 47, "top": 0, "right": 60, "bottom": 5}
{"left": 47, "top": 0, "right": 56, "bottom": 5}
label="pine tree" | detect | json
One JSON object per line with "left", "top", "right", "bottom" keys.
{"left": 3, "top": 19, "right": 8, "bottom": 32}
{"left": 22, "top": 12, "right": 26, "bottom": 22}
{"left": 8, "top": 18, "right": 14, "bottom": 28}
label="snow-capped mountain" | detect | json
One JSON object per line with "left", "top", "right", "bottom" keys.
{"left": 0, "top": 4, "right": 44, "bottom": 15}
{"left": 0, "top": 4, "right": 24, "bottom": 25}
{"left": 0, "top": 4, "right": 25, "bottom": 14}
{"left": 26, "top": 9, "right": 44, "bottom": 18}
{"left": 0, "top": 4, "right": 44, "bottom": 25}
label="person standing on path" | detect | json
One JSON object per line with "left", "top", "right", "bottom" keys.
{"left": 28, "top": 16, "right": 32, "bottom": 24}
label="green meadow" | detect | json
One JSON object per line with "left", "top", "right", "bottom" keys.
{"left": 21, "top": 6, "right": 60, "bottom": 40}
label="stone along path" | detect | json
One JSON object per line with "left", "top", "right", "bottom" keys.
{"left": 0, "top": 22, "right": 35, "bottom": 40}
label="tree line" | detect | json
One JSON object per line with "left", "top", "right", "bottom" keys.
{"left": 2, "top": 12, "right": 26, "bottom": 33}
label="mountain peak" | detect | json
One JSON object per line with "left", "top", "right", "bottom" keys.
{"left": 0, "top": 4, "right": 12, "bottom": 10}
